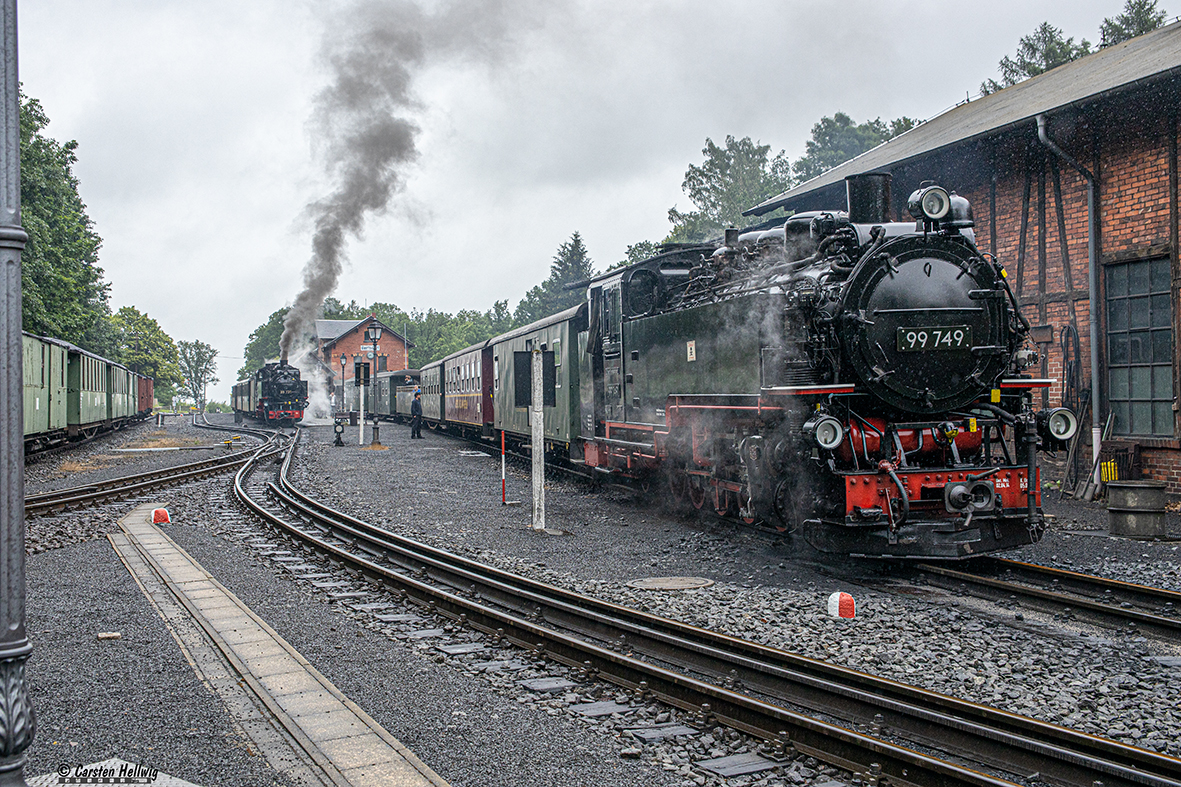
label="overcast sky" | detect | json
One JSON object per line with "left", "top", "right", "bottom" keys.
{"left": 19, "top": 0, "right": 1142, "bottom": 402}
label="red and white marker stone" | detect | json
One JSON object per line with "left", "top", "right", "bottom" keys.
{"left": 152, "top": 508, "right": 170, "bottom": 524}
{"left": 827, "top": 591, "right": 855, "bottom": 618}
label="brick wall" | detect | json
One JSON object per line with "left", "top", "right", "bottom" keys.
{"left": 319, "top": 317, "right": 409, "bottom": 384}
{"left": 927, "top": 96, "right": 1181, "bottom": 489}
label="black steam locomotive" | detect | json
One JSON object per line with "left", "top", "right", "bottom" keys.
{"left": 581, "top": 173, "right": 1077, "bottom": 558}
{"left": 231, "top": 360, "right": 309, "bottom": 425}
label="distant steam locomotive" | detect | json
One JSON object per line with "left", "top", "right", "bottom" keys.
{"left": 232, "top": 360, "right": 308, "bottom": 425}
{"left": 375, "top": 173, "right": 1076, "bottom": 559}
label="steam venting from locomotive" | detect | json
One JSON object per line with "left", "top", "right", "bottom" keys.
{"left": 278, "top": 0, "right": 533, "bottom": 358}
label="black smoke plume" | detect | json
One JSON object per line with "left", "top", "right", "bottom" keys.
{"left": 280, "top": 0, "right": 529, "bottom": 356}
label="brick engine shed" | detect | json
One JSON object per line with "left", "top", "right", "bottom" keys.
{"left": 314, "top": 316, "right": 413, "bottom": 409}
{"left": 748, "top": 22, "right": 1181, "bottom": 492}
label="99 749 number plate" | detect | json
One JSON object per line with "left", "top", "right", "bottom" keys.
{"left": 896, "top": 325, "right": 972, "bottom": 351}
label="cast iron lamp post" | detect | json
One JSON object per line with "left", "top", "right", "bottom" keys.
{"left": 1, "top": 2, "right": 36, "bottom": 784}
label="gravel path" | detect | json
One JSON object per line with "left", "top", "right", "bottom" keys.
{"left": 23, "top": 536, "right": 292, "bottom": 786}
{"left": 163, "top": 482, "right": 689, "bottom": 787}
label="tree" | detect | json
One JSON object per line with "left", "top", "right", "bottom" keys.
{"left": 112, "top": 307, "right": 180, "bottom": 380}
{"left": 1101, "top": 0, "right": 1167, "bottom": 46}
{"left": 513, "top": 232, "right": 595, "bottom": 324}
{"left": 667, "top": 136, "right": 792, "bottom": 243}
{"left": 607, "top": 240, "right": 661, "bottom": 272}
{"left": 792, "top": 114, "right": 917, "bottom": 183}
{"left": 178, "top": 340, "right": 220, "bottom": 410}
{"left": 238, "top": 307, "right": 289, "bottom": 379}
{"left": 19, "top": 91, "right": 110, "bottom": 346}
{"left": 981, "top": 22, "right": 1092, "bottom": 94}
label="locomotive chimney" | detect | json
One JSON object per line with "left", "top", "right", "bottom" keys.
{"left": 845, "top": 172, "right": 892, "bottom": 224}
{"left": 280, "top": 352, "right": 288, "bottom": 366}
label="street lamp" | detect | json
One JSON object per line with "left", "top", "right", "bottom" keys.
{"left": 365, "top": 326, "right": 382, "bottom": 446}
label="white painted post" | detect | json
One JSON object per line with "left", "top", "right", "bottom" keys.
{"left": 531, "top": 348, "right": 545, "bottom": 530}
{"left": 359, "top": 381, "right": 366, "bottom": 446}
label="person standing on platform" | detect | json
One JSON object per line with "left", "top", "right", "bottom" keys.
{"left": 410, "top": 391, "right": 423, "bottom": 439}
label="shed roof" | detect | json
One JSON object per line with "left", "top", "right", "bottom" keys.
{"left": 315, "top": 316, "right": 414, "bottom": 349}
{"left": 746, "top": 21, "right": 1181, "bottom": 216}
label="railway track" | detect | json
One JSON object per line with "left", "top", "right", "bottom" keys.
{"left": 24, "top": 418, "right": 280, "bottom": 515}
{"left": 914, "top": 557, "right": 1181, "bottom": 641}
{"left": 233, "top": 433, "right": 1181, "bottom": 787}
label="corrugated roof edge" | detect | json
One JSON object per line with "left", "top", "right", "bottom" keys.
{"left": 745, "top": 21, "right": 1181, "bottom": 216}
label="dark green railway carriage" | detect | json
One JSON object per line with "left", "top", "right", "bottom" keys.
{"left": 491, "top": 304, "right": 586, "bottom": 455}
{"left": 391, "top": 369, "right": 421, "bottom": 419}
{"left": 68, "top": 348, "right": 112, "bottom": 434}
{"left": 22, "top": 333, "right": 69, "bottom": 445}
{"left": 108, "top": 364, "right": 136, "bottom": 421}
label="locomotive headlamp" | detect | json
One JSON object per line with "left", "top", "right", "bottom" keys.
{"left": 803, "top": 414, "right": 845, "bottom": 451}
{"left": 1045, "top": 408, "right": 1079, "bottom": 441}
{"left": 908, "top": 185, "right": 951, "bottom": 221}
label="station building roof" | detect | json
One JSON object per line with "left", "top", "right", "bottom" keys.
{"left": 745, "top": 21, "right": 1181, "bottom": 217}
{"left": 315, "top": 316, "right": 414, "bottom": 349}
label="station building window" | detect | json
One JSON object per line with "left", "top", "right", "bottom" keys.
{"left": 1107, "top": 257, "right": 1174, "bottom": 436}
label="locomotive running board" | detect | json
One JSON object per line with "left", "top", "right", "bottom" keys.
{"left": 761, "top": 384, "right": 857, "bottom": 396}
{"left": 999, "top": 378, "right": 1053, "bottom": 388}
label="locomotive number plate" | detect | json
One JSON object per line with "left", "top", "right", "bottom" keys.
{"left": 896, "top": 325, "right": 972, "bottom": 351}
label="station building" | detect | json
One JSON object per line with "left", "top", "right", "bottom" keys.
{"left": 314, "top": 315, "right": 413, "bottom": 406}
{"left": 748, "top": 22, "right": 1181, "bottom": 491}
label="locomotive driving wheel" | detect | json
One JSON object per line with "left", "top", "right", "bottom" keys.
{"left": 687, "top": 476, "right": 707, "bottom": 510}
{"left": 738, "top": 486, "right": 758, "bottom": 525}
{"left": 714, "top": 487, "right": 731, "bottom": 518}
{"left": 772, "top": 477, "right": 796, "bottom": 533}
{"left": 667, "top": 467, "right": 687, "bottom": 500}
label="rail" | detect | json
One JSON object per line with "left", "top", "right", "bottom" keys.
{"left": 915, "top": 557, "right": 1181, "bottom": 640}
{"left": 228, "top": 435, "right": 1181, "bottom": 787}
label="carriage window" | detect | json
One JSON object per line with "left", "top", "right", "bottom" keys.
{"left": 494, "top": 356, "right": 499, "bottom": 391}
{"left": 1107, "top": 257, "right": 1174, "bottom": 436}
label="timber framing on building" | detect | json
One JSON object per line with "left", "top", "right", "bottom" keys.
{"left": 748, "top": 21, "right": 1181, "bottom": 491}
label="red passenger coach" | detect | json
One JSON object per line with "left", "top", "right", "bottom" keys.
{"left": 442, "top": 343, "right": 493, "bottom": 435}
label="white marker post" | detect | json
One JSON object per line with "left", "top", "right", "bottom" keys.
{"left": 359, "top": 379, "right": 366, "bottom": 446}
{"left": 531, "top": 348, "right": 545, "bottom": 530}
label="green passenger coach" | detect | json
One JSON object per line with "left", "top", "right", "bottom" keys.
{"left": 490, "top": 304, "right": 586, "bottom": 457}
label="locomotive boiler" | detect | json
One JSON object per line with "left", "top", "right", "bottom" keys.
{"left": 232, "top": 359, "right": 309, "bottom": 425}
{"left": 577, "top": 173, "right": 1077, "bottom": 559}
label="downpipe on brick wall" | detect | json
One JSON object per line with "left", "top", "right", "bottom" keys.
{"left": 1036, "top": 113, "right": 1101, "bottom": 484}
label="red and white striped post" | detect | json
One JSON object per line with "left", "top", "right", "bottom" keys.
{"left": 501, "top": 430, "right": 507, "bottom": 505}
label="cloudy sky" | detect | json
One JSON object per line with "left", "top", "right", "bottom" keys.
{"left": 19, "top": 0, "right": 1138, "bottom": 401}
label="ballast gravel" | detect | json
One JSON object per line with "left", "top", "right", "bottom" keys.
{"left": 24, "top": 414, "right": 246, "bottom": 496}
{"left": 162, "top": 483, "right": 688, "bottom": 787}
{"left": 24, "top": 414, "right": 261, "bottom": 554}
{"left": 278, "top": 418, "right": 1181, "bottom": 759}
{"left": 23, "top": 411, "right": 1181, "bottom": 787}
